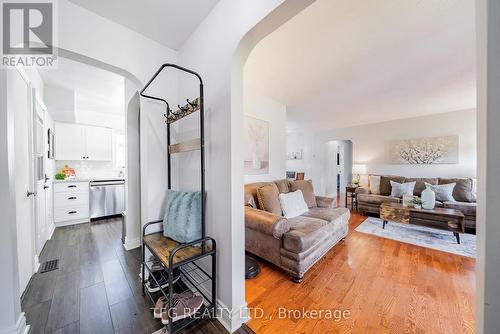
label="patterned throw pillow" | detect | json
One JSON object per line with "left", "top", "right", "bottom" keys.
{"left": 425, "top": 182, "right": 456, "bottom": 202}
{"left": 390, "top": 181, "right": 416, "bottom": 198}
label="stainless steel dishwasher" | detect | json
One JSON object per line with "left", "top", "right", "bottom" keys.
{"left": 89, "top": 180, "right": 125, "bottom": 219}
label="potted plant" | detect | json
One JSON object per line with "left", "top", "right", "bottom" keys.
{"left": 409, "top": 197, "right": 423, "bottom": 209}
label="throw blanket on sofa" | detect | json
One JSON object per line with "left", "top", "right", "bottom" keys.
{"left": 163, "top": 190, "right": 202, "bottom": 243}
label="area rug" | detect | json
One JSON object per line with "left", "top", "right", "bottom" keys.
{"left": 355, "top": 217, "right": 476, "bottom": 258}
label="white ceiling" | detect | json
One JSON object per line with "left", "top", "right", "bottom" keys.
{"left": 68, "top": 0, "right": 219, "bottom": 50}
{"left": 39, "top": 57, "right": 125, "bottom": 116}
{"left": 244, "top": 0, "right": 476, "bottom": 130}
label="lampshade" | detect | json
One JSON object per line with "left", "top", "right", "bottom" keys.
{"left": 352, "top": 164, "right": 367, "bottom": 175}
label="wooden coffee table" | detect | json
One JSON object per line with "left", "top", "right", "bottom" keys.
{"left": 380, "top": 202, "right": 465, "bottom": 244}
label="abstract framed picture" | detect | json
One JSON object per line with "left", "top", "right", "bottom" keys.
{"left": 388, "top": 136, "right": 459, "bottom": 164}
{"left": 244, "top": 116, "right": 269, "bottom": 175}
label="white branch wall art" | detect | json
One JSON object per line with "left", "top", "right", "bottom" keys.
{"left": 244, "top": 116, "right": 269, "bottom": 174}
{"left": 388, "top": 136, "right": 459, "bottom": 164}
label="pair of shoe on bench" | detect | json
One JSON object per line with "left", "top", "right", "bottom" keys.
{"left": 147, "top": 269, "right": 181, "bottom": 293}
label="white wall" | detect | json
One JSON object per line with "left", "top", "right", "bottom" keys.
{"left": 243, "top": 90, "right": 286, "bottom": 183}
{"left": 476, "top": 0, "right": 500, "bottom": 332}
{"left": 177, "top": 0, "right": 314, "bottom": 331}
{"left": 44, "top": 85, "right": 76, "bottom": 123}
{"left": 291, "top": 109, "right": 476, "bottom": 195}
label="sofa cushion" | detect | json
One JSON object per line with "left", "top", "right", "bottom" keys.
{"left": 302, "top": 207, "right": 346, "bottom": 223}
{"left": 283, "top": 216, "right": 329, "bottom": 253}
{"left": 405, "top": 177, "right": 438, "bottom": 196}
{"left": 274, "top": 179, "right": 291, "bottom": 193}
{"left": 425, "top": 182, "right": 456, "bottom": 202}
{"left": 357, "top": 193, "right": 400, "bottom": 205}
{"left": 278, "top": 190, "right": 308, "bottom": 218}
{"left": 369, "top": 175, "right": 381, "bottom": 195}
{"left": 380, "top": 176, "right": 406, "bottom": 196}
{"left": 245, "top": 182, "right": 273, "bottom": 209}
{"left": 439, "top": 178, "right": 474, "bottom": 202}
{"left": 256, "top": 183, "right": 282, "bottom": 216}
{"left": 290, "top": 180, "right": 317, "bottom": 208}
{"left": 443, "top": 201, "right": 477, "bottom": 217}
{"left": 390, "top": 180, "right": 416, "bottom": 198}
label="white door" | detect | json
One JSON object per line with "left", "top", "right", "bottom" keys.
{"left": 34, "top": 94, "right": 48, "bottom": 256}
{"left": 9, "top": 68, "right": 35, "bottom": 295}
{"left": 54, "top": 122, "right": 85, "bottom": 160}
{"left": 85, "top": 126, "right": 112, "bottom": 161}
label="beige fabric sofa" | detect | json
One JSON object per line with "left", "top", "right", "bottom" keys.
{"left": 356, "top": 175, "right": 477, "bottom": 230}
{"left": 244, "top": 179, "right": 350, "bottom": 282}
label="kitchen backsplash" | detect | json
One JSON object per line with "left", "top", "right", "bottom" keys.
{"left": 55, "top": 160, "right": 124, "bottom": 179}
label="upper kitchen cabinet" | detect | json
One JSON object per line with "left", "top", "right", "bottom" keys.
{"left": 55, "top": 122, "right": 85, "bottom": 160}
{"left": 55, "top": 122, "right": 112, "bottom": 161}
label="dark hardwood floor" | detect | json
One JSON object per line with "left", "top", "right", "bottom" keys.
{"left": 22, "top": 218, "right": 249, "bottom": 334}
{"left": 245, "top": 211, "right": 476, "bottom": 334}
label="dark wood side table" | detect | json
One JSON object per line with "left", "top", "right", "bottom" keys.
{"left": 345, "top": 185, "right": 359, "bottom": 211}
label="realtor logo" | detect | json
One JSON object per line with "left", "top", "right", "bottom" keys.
{"left": 1, "top": 0, "right": 57, "bottom": 68}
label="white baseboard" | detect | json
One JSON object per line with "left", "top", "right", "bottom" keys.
{"left": 189, "top": 276, "right": 249, "bottom": 333}
{"left": 216, "top": 299, "right": 249, "bottom": 333}
{"left": 123, "top": 236, "right": 141, "bottom": 250}
{"left": 33, "top": 254, "right": 40, "bottom": 273}
{"left": 47, "top": 223, "right": 55, "bottom": 240}
{"left": 2, "top": 312, "right": 30, "bottom": 334}
{"left": 54, "top": 218, "right": 89, "bottom": 227}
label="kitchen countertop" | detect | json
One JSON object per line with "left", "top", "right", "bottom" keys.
{"left": 53, "top": 177, "right": 125, "bottom": 183}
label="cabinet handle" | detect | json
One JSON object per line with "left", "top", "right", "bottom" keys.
{"left": 67, "top": 185, "right": 77, "bottom": 188}
{"left": 68, "top": 196, "right": 77, "bottom": 200}
{"left": 68, "top": 211, "right": 77, "bottom": 214}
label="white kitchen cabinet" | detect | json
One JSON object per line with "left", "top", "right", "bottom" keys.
{"left": 53, "top": 181, "right": 89, "bottom": 225}
{"left": 55, "top": 122, "right": 112, "bottom": 161}
{"left": 55, "top": 123, "right": 85, "bottom": 160}
{"left": 85, "top": 125, "right": 112, "bottom": 161}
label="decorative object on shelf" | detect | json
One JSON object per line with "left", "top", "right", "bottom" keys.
{"left": 287, "top": 150, "right": 303, "bottom": 160}
{"left": 421, "top": 186, "right": 436, "bottom": 209}
{"left": 47, "top": 128, "right": 55, "bottom": 159}
{"left": 408, "top": 197, "right": 423, "bottom": 209}
{"left": 388, "top": 135, "right": 459, "bottom": 164}
{"left": 286, "top": 171, "right": 296, "bottom": 179}
{"left": 244, "top": 116, "right": 269, "bottom": 175}
{"left": 295, "top": 172, "right": 305, "bottom": 181}
{"left": 352, "top": 164, "right": 367, "bottom": 186}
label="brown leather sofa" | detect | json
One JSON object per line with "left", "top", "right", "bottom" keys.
{"left": 356, "top": 175, "right": 477, "bottom": 230}
{"left": 244, "top": 179, "right": 350, "bottom": 282}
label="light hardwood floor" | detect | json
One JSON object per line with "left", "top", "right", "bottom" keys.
{"left": 245, "top": 212, "right": 475, "bottom": 334}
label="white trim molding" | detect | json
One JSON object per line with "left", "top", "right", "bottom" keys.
{"left": 123, "top": 236, "right": 141, "bottom": 250}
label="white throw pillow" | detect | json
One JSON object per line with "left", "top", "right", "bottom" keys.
{"left": 369, "top": 175, "right": 381, "bottom": 195}
{"left": 278, "top": 190, "right": 309, "bottom": 218}
{"left": 425, "top": 182, "right": 456, "bottom": 202}
{"left": 390, "top": 180, "right": 416, "bottom": 198}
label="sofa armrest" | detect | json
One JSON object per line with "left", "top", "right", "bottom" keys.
{"left": 245, "top": 207, "right": 290, "bottom": 239}
{"left": 315, "top": 195, "right": 335, "bottom": 208}
{"left": 355, "top": 187, "right": 369, "bottom": 195}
